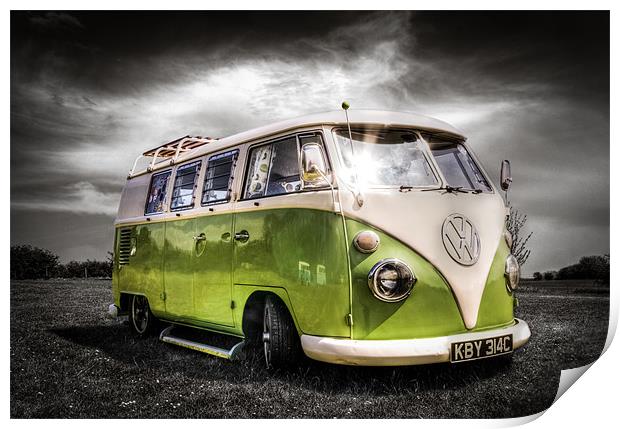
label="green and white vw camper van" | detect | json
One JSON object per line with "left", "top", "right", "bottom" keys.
{"left": 110, "top": 109, "right": 530, "bottom": 368}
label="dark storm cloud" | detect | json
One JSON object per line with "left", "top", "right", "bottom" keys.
{"left": 10, "top": 11, "right": 609, "bottom": 273}
{"left": 29, "top": 12, "right": 85, "bottom": 31}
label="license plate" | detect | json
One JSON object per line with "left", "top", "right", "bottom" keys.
{"left": 450, "top": 334, "right": 513, "bottom": 363}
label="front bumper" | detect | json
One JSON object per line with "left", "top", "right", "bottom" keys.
{"left": 301, "top": 318, "right": 531, "bottom": 366}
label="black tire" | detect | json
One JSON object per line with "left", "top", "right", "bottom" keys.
{"left": 262, "top": 295, "right": 300, "bottom": 368}
{"left": 129, "top": 295, "right": 158, "bottom": 337}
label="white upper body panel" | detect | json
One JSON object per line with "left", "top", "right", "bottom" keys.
{"left": 116, "top": 109, "right": 466, "bottom": 223}
{"left": 130, "top": 110, "right": 464, "bottom": 177}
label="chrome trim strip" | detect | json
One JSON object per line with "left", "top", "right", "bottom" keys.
{"left": 159, "top": 325, "right": 245, "bottom": 360}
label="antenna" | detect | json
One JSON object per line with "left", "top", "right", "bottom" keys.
{"left": 341, "top": 101, "right": 364, "bottom": 206}
{"left": 342, "top": 101, "right": 353, "bottom": 142}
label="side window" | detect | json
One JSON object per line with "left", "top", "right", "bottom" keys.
{"left": 145, "top": 170, "right": 172, "bottom": 215}
{"left": 244, "top": 145, "right": 273, "bottom": 199}
{"left": 244, "top": 136, "right": 300, "bottom": 199}
{"left": 170, "top": 160, "right": 202, "bottom": 211}
{"left": 202, "top": 150, "right": 238, "bottom": 205}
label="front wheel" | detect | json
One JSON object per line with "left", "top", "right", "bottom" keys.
{"left": 130, "top": 295, "right": 157, "bottom": 337}
{"left": 262, "top": 296, "right": 300, "bottom": 368}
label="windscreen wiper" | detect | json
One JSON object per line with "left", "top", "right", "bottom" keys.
{"left": 400, "top": 185, "right": 482, "bottom": 194}
{"left": 422, "top": 185, "right": 470, "bottom": 194}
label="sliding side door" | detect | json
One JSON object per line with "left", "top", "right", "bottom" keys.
{"left": 192, "top": 150, "right": 239, "bottom": 327}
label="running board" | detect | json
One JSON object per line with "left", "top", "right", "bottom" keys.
{"left": 159, "top": 325, "right": 245, "bottom": 360}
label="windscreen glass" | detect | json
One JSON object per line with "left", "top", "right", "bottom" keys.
{"left": 429, "top": 141, "right": 492, "bottom": 192}
{"left": 333, "top": 129, "right": 438, "bottom": 187}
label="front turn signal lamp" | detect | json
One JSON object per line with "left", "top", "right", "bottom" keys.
{"left": 353, "top": 230, "right": 380, "bottom": 253}
{"left": 505, "top": 254, "right": 520, "bottom": 292}
{"left": 368, "top": 259, "right": 415, "bottom": 302}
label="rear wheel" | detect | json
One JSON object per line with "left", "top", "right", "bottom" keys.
{"left": 262, "top": 296, "right": 300, "bottom": 368}
{"left": 130, "top": 295, "right": 157, "bottom": 337}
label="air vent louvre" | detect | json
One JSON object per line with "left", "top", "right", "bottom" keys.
{"left": 118, "top": 228, "right": 133, "bottom": 265}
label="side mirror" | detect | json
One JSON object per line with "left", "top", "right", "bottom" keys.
{"left": 301, "top": 143, "right": 329, "bottom": 186}
{"left": 500, "top": 160, "right": 512, "bottom": 191}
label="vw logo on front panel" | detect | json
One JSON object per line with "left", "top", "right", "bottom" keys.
{"left": 442, "top": 214, "right": 480, "bottom": 266}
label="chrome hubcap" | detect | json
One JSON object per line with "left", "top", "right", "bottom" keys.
{"left": 263, "top": 305, "right": 271, "bottom": 367}
{"left": 132, "top": 296, "right": 149, "bottom": 333}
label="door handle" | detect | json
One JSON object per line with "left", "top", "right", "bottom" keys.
{"left": 194, "top": 233, "right": 207, "bottom": 257}
{"left": 234, "top": 230, "right": 250, "bottom": 242}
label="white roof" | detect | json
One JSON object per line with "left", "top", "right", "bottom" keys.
{"left": 136, "top": 109, "right": 465, "bottom": 176}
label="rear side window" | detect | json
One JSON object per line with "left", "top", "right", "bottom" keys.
{"left": 145, "top": 170, "right": 172, "bottom": 215}
{"left": 170, "top": 160, "right": 202, "bottom": 211}
{"left": 202, "top": 150, "right": 238, "bottom": 205}
{"left": 244, "top": 136, "right": 300, "bottom": 199}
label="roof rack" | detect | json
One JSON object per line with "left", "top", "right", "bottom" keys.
{"left": 128, "top": 135, "right": 218, "bottom": 177}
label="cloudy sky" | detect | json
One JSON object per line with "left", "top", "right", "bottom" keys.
{"left": 10, "top": 11, "right": 609, "bottom": 275}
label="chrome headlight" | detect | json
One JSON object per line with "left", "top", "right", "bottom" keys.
{"left": 368, "top": 259, "right": 415, "bottom": 302}
{"left": 505, "top": 254, "right": 520, "bottom": 292}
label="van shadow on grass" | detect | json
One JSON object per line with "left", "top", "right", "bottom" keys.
{"left": 49, "top": 324, "right": 163, "bottom": 366}
{"left": 49, "top": 324, "right": 526, "bottom": 398}
{"left": 274, "top": 352, "right": 527, "bottom": 396}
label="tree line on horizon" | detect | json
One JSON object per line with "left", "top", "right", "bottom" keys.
{"left": 10, "top": 245, "right": 113, "bottom": 280}
{"left": 532, "top": 254, "right": 609, "bottom": 285}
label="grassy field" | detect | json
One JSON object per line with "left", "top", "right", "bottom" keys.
{"left": 519, "top": 279, "right": 609, "bottom": 295}
{"left": 10, "top": 279, "right": 609, "bottom": 418}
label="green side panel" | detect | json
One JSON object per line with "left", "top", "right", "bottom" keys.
{"left": 194, "top": 213, "right": 234, "bottom": 327}
{"left": 346, "top": 219, "right": 467, "bottom": 340}
{"left": 118, "top": 223, "right": 166, "bottom": 316}
{"left": 475, "top": 239, "right": 514, "bottom": 330}
{"left": 113, "top": 207, "right": 511, "bottom": 342}
{"left": 233, "top": 208, "right": 350, "bottom": 337}
{"left": 163, "top": 219, "right": 195, "bottom": 318}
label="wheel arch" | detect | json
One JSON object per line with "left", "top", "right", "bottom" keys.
{"left": 119, "top": 291, "right": 150, "bottom": 315}
{"left": 118, "top": 292, "right": 134, "bottom": 314}
{"left": 239, "top": 287, "right": 302, "bottom": 340}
